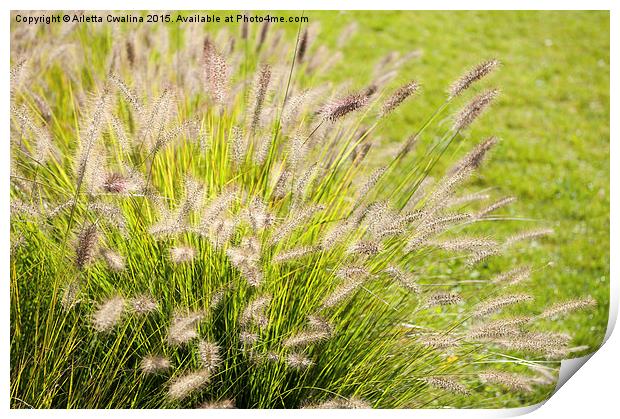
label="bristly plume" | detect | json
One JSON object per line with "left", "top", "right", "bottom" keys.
{"left": 256, "top": 20, "right": 270, "bottom": 51}
{"left": 61, "top": 281, "right": 81, "bottom": 311}
{"left": 466, "top": 316, "right": 531, "bottom": 340}
{"left": 11, "top": 104, "right": 53, "bottom": 164}
{"left": 239, "top": 330, "right": 259, "bottom": 345}
{"left": 100, "top": 248, "right": 125, "bottom": 272}
{"left": 417, "top": 334, "right": 461, "bottom": 349}
{"left": 504, "top": 228, "right": 554, "bottom": 248}
{"left": 449, "top": 192, "right": 491, "bottom": 207}
{"left": 319, "top": 92, "right": 369, "bottom": 122}
{"left": 490, "top": 331, "right": 572, "bottom": 359}
{"left": 229, "top": 126, "right": 247, "bottom": 166}
{"left": 322, "top": 275, "right": 367, "bottom": 309}
{"left": 296, "top": 29, "right": 309, "bottom": 63}
{"left": 168, "top": 310, "right": 205, "bottom": 346}
{"left": 423, "top": 377, "right": 470, "bottom": 395}
{"left": 241, "top": 295, "right": 272, "bottom": 328}
{"left": 491, "top": 266, "right": 532, "bottom": 285}
{"left": 203, "top": 37, "right": 229, "bottom": 104}
{"left": 75, "top": 87, "right": 111, "bottom": 188}
{"left": 479, "top": 371, "right": 534, "bottom": 393}
{"left": 449, "top": 137, "right": 499, "bottom": 177}
{"left": 425, "top": 292, "right": 463, "bottom": 308}
{"left": 476, "top": 196, "right": 516, "bottom": 219}
{"left": 303, "top": 397, "right": 371, "bottom": 409}
{"left": 130, "top": 294, "right": 158, "bottom": 315}
{"left": 251, "top": 64, "right": 271, "bottom": 132}
{"left": 109, "top": 73, "right": 142, "bottom": 114}
{"left": 197, "top": 340, "right": 222, "bottom": 372}
{"left": 284, "top": 316, "right": 332, "bottom": 349}
{"left": 270, "top": 204, "right": 323, "bottom": 245}
{"left": 283, "top": 330, "right": 331, "bottom": 349}
{"left": 140, "top": 354, "right": 171, "bottom": 374}
{"left": 253, "top": 134, "right": 272, "bottom": 165}
{"left": 538, "top": 297, "right": 596, "bottom": 319}
{"left": 448, "top": 59, "right": 500, "bottom": 99}
{"left": 429, "top": 237, "right": 498, "bottom": 253}
{"left": 273, "top": 246, "right": 317, "bottom": 263}
{"left": 92, "top": 295, "right": 125, "bottom": 333}
{"left": 199, "top": 399, "right": 235, "bottom": 409}
{"left": 466, "top": 248, "right": 501, "bottom": 266}
{"left": 170, "top": 246, "right": 196, "bottom": 264}
{"left": 75, "top": 223, "right": 99, "bottom": 271}
{"left": 356, "top": 166, "right": 386, "bottom": 202}
{"left": 167, "top": 370, "right": 211, "bottom": 401}
{"left": 473, "top": 294, "right": 533, "bottom": 317}
{"left": 286, "top": 352, "right": 314, "bottom": 370}
{"left": 452, "top": 89, "right": 499, "bottom": 131}
{"left": 102, "top": 172, "right": 130, "bottom": 194}
{"left": 199, "top": 186, "right": 238, "bottom": 230}
{"left": 381, "top": 81, "right": 419, "bottom": 115}
{"left": 384, "top": 266, "right": 420, "bottom": 293}
{"left": 347, "top": 240, "right": 382, "bottom": 257}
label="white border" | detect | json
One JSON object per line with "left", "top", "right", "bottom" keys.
{"left": 2, "top": 1, "right": 617, "bottom": 418}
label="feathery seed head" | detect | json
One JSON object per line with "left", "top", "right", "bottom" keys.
{"left": 539, "top": 297, "right": 596, "bottom": 319}
{"left": 170, "top": 246, "right": 196, "bottom": 264}
{"left": 452, "top": 89, "right": 499, "bottom": 131}
{"left": 473, "top": 294, "right": 534, "bottom": 317}
{"left": 239, "top": 330, "right": 259, "bottom": 345}
{"left": 319, "top": 92, "right": 368, "bottom": 122}
{"left": 429, "top": 237, "right": 498, "bottom": 253}
{"left": 140, "top": 355, "right": 171, "bottom": 374}
{"left": 491, "top": 266, "right": 532, "bottom": 285}
{"left": 283, "top": 329, "right": 331, "bottom": 349}
{"left": 296, "top": 29, "right": 309, "bottom": 63}
{"left": 286, "top": 352, "right": 314, "bottom": 369}
{"left": 476, "top": 196, "right": 516, "bottom": 219}
{"left": 347, "top": 240, "right": 382, "bottom": 257}
{"left": 304, "top": 397, "right": 371, "bottom": 409}
{"left": 199, "top": 399, "right": 235, "bottom": 409}
{"left": 167, "top": 370, "right": 211, "bottom": 401}
{"left": 504, "top": 228, "right": 554, "bottom": 248}
{"left": 203, "top": 37, "right": 229, "bottom": 103}
{"left": 322, "top": 276, "right": 366, "bottom": 309}
{"left": 241, "top": 295, "right": 272, "bottom": 328}
{"left": 100, "top": 248, "right": 125, "bottom": 272}
{"left": 130, "top": 294, "right": 158, "bottom": 315}
{"left": 423, "top": 377, "right": 469, "bottom": 395}
{"left": 382, "top": 80, "right": 420, "bottom": 115}
{"left": 93, "top": 295, "right": 125, "bottom": 332}
{"left": 417, "top": 334, "right": 460, "bottom": 349}
{"left": 273, "top": 246, "right": 317, "bottom": 263}
{"left": 197, "top": 340, "right": 222, "bottom": 372}
{"left": 251, "top": 65, "right": 271, "bottom": 132}
{"left": 425, "top": 292, "right": 463, "bottom": 308}
{"left": 61, "top": 281, "right": 81, "bottom": 311}
{"left": 168, "top": 310, "right": 204, "bottom": 346}
{"left": 479, "top": 371, "right": 534, "bottom": 393}
{"left": 384, "top": 266, "right": 420, "bottom": 293}
{"left": 75, "top": 223, "right": 99, "bottom": 271}
{"left": 449, "top": 59, "right": 500, "bottom": 98}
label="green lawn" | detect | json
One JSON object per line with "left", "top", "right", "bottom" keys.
{"left": 308, "top": 10, "right": 610, "bottom": 353}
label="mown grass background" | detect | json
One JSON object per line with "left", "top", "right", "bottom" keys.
{"left": 310, "top": 9, "right": 610, "bottom": 352}
{"left": 10, "top": 10, "right": 610, "bottom": 408}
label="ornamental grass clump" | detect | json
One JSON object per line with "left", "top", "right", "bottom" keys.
{"left": 10, "top": 15, "right": 595, "bottom": 409}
